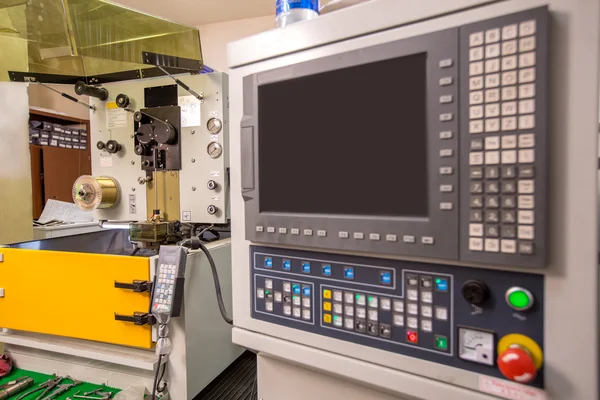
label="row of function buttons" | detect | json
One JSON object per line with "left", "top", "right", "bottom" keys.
{"left": 468, "top": 84, "right": 535, "bottom": 106}
{"left": 470, "top": 37, "right": 536, "bottom": 61}
{"left": 468, "top": 237, "right": 533, "bottom": 254}
{"left": 470, "top": 99, "right": 535, "bottom": 119}
{"left": 469, "top": 21, "right": 537, "bottom": 47}
{"left": 264, "top": 257, "right": 393, "bottom": 284}
{"left": 469, "top": 67, "right": 536, "bottom": 89}
{"left": 256, "top": 228, "right": 436, "bottom": 245}
{"left": 470, "top": 147, "right": 534, "bottom": 166}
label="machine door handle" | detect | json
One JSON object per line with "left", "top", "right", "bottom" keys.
{"left": 114, "top": 280, "right": 153, "bottom": 293}
{"left": 114, "top": 312, "right": 155, "bottom": 326}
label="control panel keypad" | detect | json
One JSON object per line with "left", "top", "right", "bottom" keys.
{"left": 467, "top": 17, "right": 540, "bottom": 257}
{"left": 255, "top": 274, "right": 314, "bottom": 323}
{"left": 153, "top": 263, "right": 176, "bottom": 312}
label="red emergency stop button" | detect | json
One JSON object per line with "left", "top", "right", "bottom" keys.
{"left": 497, "top": 347, "right": 537, "bottom": 383}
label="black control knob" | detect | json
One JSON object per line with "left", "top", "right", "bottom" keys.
{"left": 207, "top": 205, "right": 218, "bottom": 215}
{"left": 96, "top": 141, "right": 106, "bottom": 150}
{"left": 136, "top": 124, "right": 154, "bottom": 145}
{"left": 116, "top": 93, "right": 130, "bottom": 108}
{"left": 154, "top": 123, "right": 177, "bottom": 145}
{"left": 134, "top": 144, "right": 145, "bottom": 156}
{"left": 461, "top": 280, "right": 490, "bottom": 306}
{"left": 207, "top": 180, "right": 218, "bottom": 190}
{"left": 106, "top": 140, "right": 122, "bottom": 154}
{"left": 74, "top": 81, "right": 109, "bottom": 101}
{"left": 134, "top": 111, "right": 143, "bottom": 122}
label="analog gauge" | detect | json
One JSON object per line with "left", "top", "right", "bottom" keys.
{"left": 207, "top": 142, "right": 223, "bottom": 159}
{"left": 207, "top": 118, "right": 223, "bottom": 134}
{"left": 458, "top": 327, "right": 495, "bottom": 366}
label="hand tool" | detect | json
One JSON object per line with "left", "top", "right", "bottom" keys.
{"left": 0, "top": 377, "right": 34, "bottom": 400}
{"left": 16, "top": 375, "right": 62, "bottom": 400}
{"left": 39, "top": 378, "right": 81, "bottom": 400}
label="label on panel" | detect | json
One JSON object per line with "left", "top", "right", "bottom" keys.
{"left": 179, "top": 95, "right": 201, "bottom": 127}
{"left": 106, "top": 102, "right": 128, "bottom": 128}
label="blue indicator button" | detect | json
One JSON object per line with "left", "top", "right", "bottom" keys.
{"left": 282, "top": 259, "right": 291, "bottom": 271}
{"left": 265, "top": 257, "right": 273, "bottom": 268}
{"left": 380, "top": 271, "right": 392, "bottom": 285}
{"left": 292, "top": 284, "right": 301, "bottom": 295}
{"left": 344, "top": 267, "right": 355, "bottom": 280}
{"left": 435, "top": 278, "right": 448, "bottom": 292}
{"left": 322, "top": 264, "right": 332, "bottom": 277}
{"left": 302, "top": 262, "right": 311, "bottom": 274}
{"left": 302, "top": 286, "right": 311, "bottom": 296}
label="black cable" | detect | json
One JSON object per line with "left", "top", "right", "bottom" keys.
{"left": 152, "top": 354, "right": 163, "bottom": 400}
{"left": 157, "top": 361, "right": 168, "bottom": 393}
{"left": 198, "top": 241, "right": 233, "bottom": 325}
{"left": 131, "top": 247, "right": 140, "bottom": 256}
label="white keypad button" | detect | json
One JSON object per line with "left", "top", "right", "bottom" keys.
{"left": 486, "top": 28, "right": 501, "bottom": 43}
{"left": 304, "top": 229, "right": 313, "bottom": 236}
{"left": 501, "top": 55, "right": 517, "bottom": 71}
{"left": 485, "top": 118, "right": 500, "bottom": 132}
{"left": 283, "top": 282, "right": 291, "bottom": 292}
{"left": 393, "top": 314, "right": 404, "bottom": 327}
{"left": 339, "top": 231, "right": 349, "bottom": 239}
{"left": 301, "top": 309, "right": 311, "bottom": 320}
{"left": 470, "top": 47, "right": 484, "bottom": 61}
{"left": 440, "top": 149, "right": 453, "bottom": 157}
{"left": 501, "top": 240, "right": 517, "bottom": 254}
{"left": 353, "top": 232, "right": 364, "bottom": 240}
{"left": 407, "top": 317, "right": 418, "bottom": 330}
{"left": 368, "top": 296, "right": 378, "bottom": 308}
{"left": 485, "top": 136, "right": 500, "bottom": 150}
{"left": 393, "top": 300, "right": 404, "bottom": 313}
{"left": 519, "top": 115, "right": 535, "bottom": 130}
{"left": 519, "top": 149, "right": 535, "bottom": 164}
{"left": 440, "top": 131, "right": 453, "bottom": 139}
{"left": 519, "top": 99, "right": 536, "bottom": 115}
{"left": 502, "top": 101, "right": 517, "bottom": 116}
{"left": 470, "top": 152, "right": 484, "bottom": 166}
{"left": 369, "top": 233, "right": 381, "bottom": 241}
{"left": 317, "top": 230, "right": 327, "bottom": 237}
{"left": 440, "top": 185, "right": 453, "bottom": 193}
{"left": 485, "top": 103, "right": 500, "bottom": 118}
{"left": 421, "top": 291, "right": 433, "bottom": 304}
{"left": 518, "top": 210, "right": 535, "bottom": 224}
{"left": 470, "top": 105, "right": 484, "bottom": 119}
{"left": 283, "top": 305, "right": 292, "bottom": 316}
{"left": 519, "top": 133, "right": 535, "bottom": 148}
{"left": 303, "top": 297, "right": 311, "bottom": 308}
{"left": 386, "top": 234, "right": 398, "bottom": 242}
{"left": 403, "top": 235, "right": 416, "bottom": 243}
{"left": 407, "top": 303, "right": 419, "bottom": 316}
{"left": 502, "top": 135, "right": 517, "bottom": 149}
{"left": 502, "top": 71, "right": 517, "bottom": 86}
{"left": 519, "top": 83, "right": 536, "bottom": 99}
{"left": 485, "top": 238, "right": 500, "bottom": 252}
{"left": 344, "top": 305, "right": 354, "bottom": 316}
{"left": 333, "top": 303, "right": 343, "bottom": 314}
{"left": 485, "top": 43, "right": 500, "bottom": 59}
{"left": 257, "top": 289, "right": 265, "bottom": 299}
{"left": 502, "top": 40, "right": 518, "bottom": 55}
{"left": 440, "top": 113, "right": 453, "bottom": 122}
{"left": 470, "top": 61, "right": 484, "bottom": 76}
{"left": 502, "top": 86, "right": 517, "bottom": 101}
{"left": 518, "top": 180, "right": 535, "bottom": 194}
{"left": 520, "top": 20, "right": 536, "bottom": 37}
{"left": 520, "top": 36, "right": 536, "bottom": 52}
{"left": 265, "top": 279, "right": 273, "bottom": 289}
{"left": 368, "top": 310, "right": 378, "bottom": 321}
{"left": 380, "top": 298, "right": 392, "bottom": 311}
{"left": 485, "top": 74, "right": 500, "bottom": 88}
{"left": 470, "top": 120, "right": 484, "bottom": 134}
{"left": 333, "top": 291, "right": 343, "bottom": 302}
{"left": 519, "top": 68, "right": 536, "bottom": 83}
{"left": 267, "top": 227, "right": 276, "bottom": 233}
{"left": 421, "top": 320, "right": 433, "bottom": 333}
{"left": 503, "top": 24, "right": 518, "bottom": 40}
{"left": 469, "top": 237, "right": 484, "bottom": 251}
{"left": 344, "top": 318, "right": 354, "bottom": 330}
{"left": 470, "top": 77, "right": 484, "bottom": 90}
{"left": 344, "top": 292, "right": 354, "bottom": 304}
{"left": 470, "top": 223, "right": 483, "bottom": 237}
{"left": 485, "top": 59, "right": 500, "bottom": 73}
{"left": 518, "top": 225, "right": 535, "bottom": 240}
{"left": 440, "top": 77, "right": 454, "bottom": 86}
{"left": 421, "top": 305, "right": 433, "bottom": 318}
{"left": 279, "top": 227, "right": 288, "bottom": 234}
{"left": 265, "top": 302, "right": 274, "bottom": 312}
{"left": 440, "top": 95, "right": 453, "bottom": 104}
{"left": 256, "top": 226, "right": 264, "bottom": 232}
{"left": 485, "top": 89, "right": 500, "bottom": 103}
{"left": 502, "top": 150, "right": 517, "bottom": 164}
{"left": 501, "top": 117, "right": 517, "bottom": 131}
{"left": 470, "top": 32, "right": 484, "bottom": 47}
{"left": 485, "top": 151, "right": 500, "bottom": 165}
{"left": 293, "top": 296, "right": 301, "bottom": 306}
{"left": 422, "top": 236, "right": 435, "bottom": 245}
{"left": 356, "top": 307, "right": 366, "bottom": 319}
{"left": 519, "top": 195, "right": 535, "bottom": 209}
{"left": 470, "top": 91, "right": 484, "bottom": 105}
{"left": 407, "top": 289, "right": 419, "bottom": 301}
{"left": 435, "top": 306, "right": 449, "bottom": 321}
{"left": 275, "top": 292, "right": 282, "bottom": 302}
{"left": 332, "top": 314, "right": 342, "bottom": 326}
{"left": 439, "top": 58, "right": 454, "bottom": 68}
{"left": 291, "top": 228, "right": 300, "bottom": 235}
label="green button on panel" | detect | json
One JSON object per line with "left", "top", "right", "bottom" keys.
{"left": 435, "top": 335, "right": 448, "bottom": 350}
{"left": 505, "top": 287, "right": 534, "bottom": 311}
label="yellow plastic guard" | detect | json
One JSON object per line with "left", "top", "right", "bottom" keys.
{"left": 0, "top": 249, "right": 152, "bottom": 348}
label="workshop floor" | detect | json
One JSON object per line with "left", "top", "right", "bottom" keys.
{"left": 194, "top": 351, "right": 257, "bottom": 400}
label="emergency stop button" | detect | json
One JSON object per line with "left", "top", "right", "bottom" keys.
{"left": 497, "top": 334, "right": 543, "bottom": 384}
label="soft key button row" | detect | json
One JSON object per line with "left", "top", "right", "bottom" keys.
{"left": 438, "top": 55, "right": 457, "bottom": 215}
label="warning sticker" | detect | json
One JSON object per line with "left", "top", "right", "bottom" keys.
{"left": 106, "top": 101, "right": 128, "bottom": 129}
{"left": 479, "top": 376, "right": 547, "bottom": 400}
{"left": 100, "top": 155, "right": 113, "bottom": 167}
{"left": 179, "top": 95, "right": 201, "bottom": 128}
{"left": 182, "top": 211, "right": 192, "bottom": 221}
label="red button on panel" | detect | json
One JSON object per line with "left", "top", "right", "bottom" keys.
{"left": 406, "top": 330, "right": 418, "bottom": 344}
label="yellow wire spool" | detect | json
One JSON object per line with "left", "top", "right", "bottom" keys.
{"left": 72, "top": 175, "right": 120, "bottom": 211}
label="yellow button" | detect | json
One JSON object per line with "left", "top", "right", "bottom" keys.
{"left": 323, "top": 314, "right": 332, "bottom": 324}
{"left": 323, "top": 302, "right": 332, "bottom": 311}
{"left": 323, "top": 289, "right": 332, "bottom": 299}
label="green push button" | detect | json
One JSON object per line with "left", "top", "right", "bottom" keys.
{"left": 435, "top": 335, "right": 448, "bottom": 351}
{"left": 506, "top": 287, "right": 534, "bottom": 311}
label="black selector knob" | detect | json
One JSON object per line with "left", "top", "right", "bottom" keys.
{"left": 116, "top": 93, "right": 130, "bottom": 108}
{"left": 461, "top": 280, "right": 490, "bottom": 306}
{"left": 207, "top": 205, "right": 218, "bottom": 215}
{"left": 106, "top": 140, "right": 122, "bottom": 154}
{"left": 96, "top": 141, "right": 106, "bottom": 150}
{"left": 207, "top": 180, "right": 218, "bottom": 190}
{"left": 134, "top": 144, "right": 145, "bottom": 156}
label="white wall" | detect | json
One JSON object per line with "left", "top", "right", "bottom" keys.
{"left": 198, "top": 15, "right": 275, "bottom": 72}
{"left": 0, "top": 83, "right": 33, "bottom": 244}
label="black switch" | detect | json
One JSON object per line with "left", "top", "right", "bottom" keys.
{"left": 461, "top": 280, "right": 490, "bottom": 306}
{"left": 355, "top": 320, "right": 366, "bottom": 333}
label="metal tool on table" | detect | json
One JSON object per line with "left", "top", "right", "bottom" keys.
{"left": 0, "top": 377, "right": 34, "bottom": 400}
{"left": 72, "top": 386, "right": 114, "bottom": 400}
{"left": 39, "top": 378, "right": 81, "bottom": 400}
{"left": 16, "top": 375, "right": 62, "bottom": 400}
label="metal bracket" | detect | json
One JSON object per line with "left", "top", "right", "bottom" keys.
{"left": 142, "top": 52, "right": 202, "bottom": 72}
{"left": 114, "top": 312, "right": 155, "bottom": 326}
{"left": 114, "top": 280, "right": 153, "bottom": 293}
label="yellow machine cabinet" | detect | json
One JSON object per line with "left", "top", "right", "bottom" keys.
{"left": 0, "top": 231, "right": 153, "bottom": 348}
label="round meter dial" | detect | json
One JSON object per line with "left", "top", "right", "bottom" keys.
{"left": 207, "top": 142, "right": 223, "bottom": 159}
{"left": 207, "top": 118, "right": 223, "bottom": 134}
{"left": 458, "top": 327, "right": 494, "bottom": 366}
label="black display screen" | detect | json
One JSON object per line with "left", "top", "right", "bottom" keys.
{"left": 257, "top": 53, "right": 428, "bottom": 217}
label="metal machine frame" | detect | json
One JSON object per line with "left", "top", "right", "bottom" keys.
{"left": 228, "top": 0, "right": 599, "bottom": 399}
